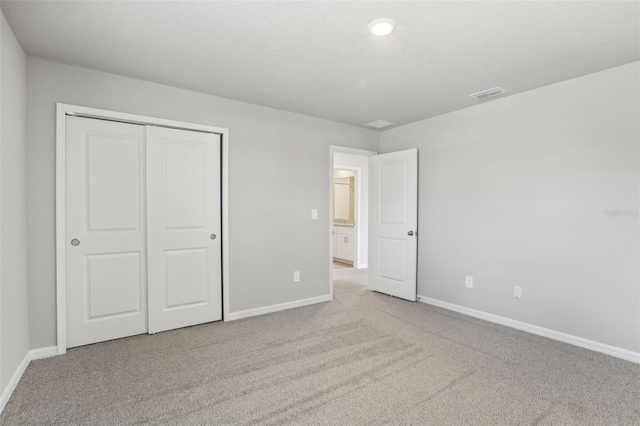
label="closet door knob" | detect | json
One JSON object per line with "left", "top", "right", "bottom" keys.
{"left": 407, "top": 231, "right": 414, "bottom": 236}
{"left": 210, "top": 234, "right": 217, "bottom": 240}
{"left": 71, "top": 238, "right": 80, "bottom": 246}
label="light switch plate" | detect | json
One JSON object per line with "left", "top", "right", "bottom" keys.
{"left": 311, "top": 209, "right": 318, "bottom": 220}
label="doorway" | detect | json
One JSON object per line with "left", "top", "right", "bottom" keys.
{"left": 329, "top": 146, "right": 376, "bottom": 300}
{"left": 329, "top": 146, "right": 419, "bottom": 304}
{"left": 333, "top": 168, "right": 357, "bottom": 270}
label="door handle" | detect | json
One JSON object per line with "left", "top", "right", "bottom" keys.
{"left": 71, "top": 238, "right": 80, "bottom": 246}
{"left": 210, "top": 234, "right": 217, "bottom": 240}
{"left": 407, "top": 231, "right": 414, "bottom": 236}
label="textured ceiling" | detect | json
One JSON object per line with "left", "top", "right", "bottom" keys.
{"left": 2, "top": 1, "right": 638, "bottom": 129}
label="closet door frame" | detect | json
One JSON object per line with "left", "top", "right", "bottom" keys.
{"left": 55, "top": 103, "right": 230, "bottom": 355}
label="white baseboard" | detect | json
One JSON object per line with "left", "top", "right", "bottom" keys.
{"left": 0, "top": 352, "right": 30, "bottom": 414}
{"left": 228, "top": 294, "right": 332, "bottom": 321}
{"left": 30, "top": 346, "right": 58, "bottom": 361}
{"left": 0, "top": 346, "right": 58, "bottom": 414}
{"left": 418, "top": 295, "right": 640, "bottom": 364}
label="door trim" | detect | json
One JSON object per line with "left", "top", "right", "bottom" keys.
{"left": 328, "top": 146, "right": 376, "bottom": 300}
{"left": 55, "top": 103, "right": 230, "bottom": 355}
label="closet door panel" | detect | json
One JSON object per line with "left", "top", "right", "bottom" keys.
{"left": 164, "top": 142, "right": 207, "bottom": 229}
{"left": 147, "top": 127, "right": 222, "bottom": 333}
{"left": 66, "top": 116, "right": 148, "bottom": 348}
{"left": 165, "top": 248, "right": 208, "bottom": 308}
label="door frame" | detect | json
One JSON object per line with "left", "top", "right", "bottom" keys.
{"left": 55, "top": 103, "right": 230, "bottom": 355}
{"left": 328, "top": 146, "right": 376, "bottom": 299}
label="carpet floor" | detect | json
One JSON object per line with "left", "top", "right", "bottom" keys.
{"left": 2, "top": 269, "right": 639, "bottom": 425}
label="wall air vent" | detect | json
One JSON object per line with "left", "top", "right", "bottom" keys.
{"left": 469, "top": 87, "right": 507, "bottom": 101}
{"left": 365, "top": 120, "right": 394, "bottom": 129}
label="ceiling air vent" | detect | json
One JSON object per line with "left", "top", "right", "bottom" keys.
{"left": 469, "top": 87, "right": 506, "bottom": 101}
{"left": 365, "top": 120, "right": 394, "bottom": 129}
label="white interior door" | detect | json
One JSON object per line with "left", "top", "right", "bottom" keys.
{"left": 368, "top": 149, "right": 418, "bottom": 301}
{"left": 66, "top": 116, "right": 148, "bottom": 348}
{"left": 146, "top": 126, "right": 222, "bottom": 333}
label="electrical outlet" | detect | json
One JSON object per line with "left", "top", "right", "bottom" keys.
{"left": 465, "top": 276, "right": 473, "bottom": 288}
{"left": 514, "top": 286, "right": 522, "bottom": 299}
{"left": 293, "top": 271, "right": 301, "bottom": 283}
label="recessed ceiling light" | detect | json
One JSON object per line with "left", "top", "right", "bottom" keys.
{"left": 368, "top": 19, "right": 395, "bottom": 36}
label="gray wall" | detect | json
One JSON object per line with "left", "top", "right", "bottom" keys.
{"left": 380, "top": 62, "right": 640, "bottom": 352}
{"left": 1, "top": 12, "right": 30, "bottom": 392}
{"left": 26, "top": 57, "right": 379, "bottom": 349}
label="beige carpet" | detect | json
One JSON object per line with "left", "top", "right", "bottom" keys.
{"left": 2, "top": 269, "right": 639, "bottom": 425}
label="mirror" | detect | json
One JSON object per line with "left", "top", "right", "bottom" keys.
{"left": 334, "top": 169, "right": 355, "bottom": 225}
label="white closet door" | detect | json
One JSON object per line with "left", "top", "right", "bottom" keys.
{"left": 146, "top": 127, "right": 222, "bottom": 333}
{"left": 66, "top": 116, "right": 148, "bottom": 348}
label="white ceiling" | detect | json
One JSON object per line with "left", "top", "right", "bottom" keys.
{"left": 2, "top": 1, "right": 638, "bottom": 129}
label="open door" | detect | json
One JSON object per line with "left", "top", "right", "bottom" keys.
{"left": 368, "top": 149, "right": 418, "bottom": 301}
